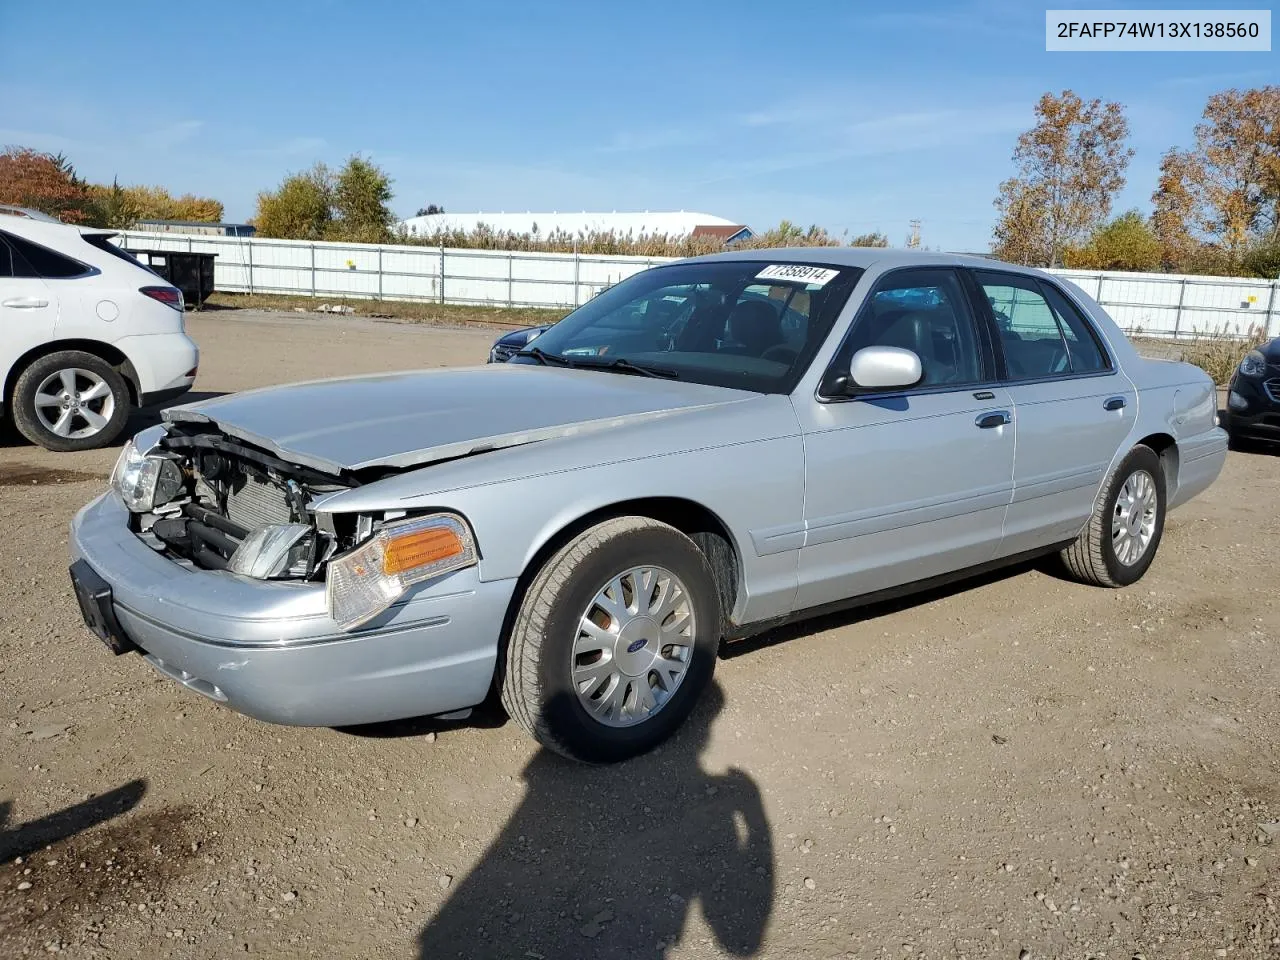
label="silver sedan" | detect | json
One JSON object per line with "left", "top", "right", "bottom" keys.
{"left": 69, "top": 249, "right": 1226, "bottom": 762}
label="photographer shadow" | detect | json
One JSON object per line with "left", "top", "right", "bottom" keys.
{"left": 417, "top": 683, "right": 773, "bottom": 959}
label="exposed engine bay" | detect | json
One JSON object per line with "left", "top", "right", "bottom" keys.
{"left": 136, "top": 425, "right": 360, "bottom": 578}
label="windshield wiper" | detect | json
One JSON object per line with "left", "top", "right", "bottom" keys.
{"left": 514, "top": 346, "right": 571, "bottom": 366}
{"left": 570, "top": 356, "right": 680, "bottom": 379}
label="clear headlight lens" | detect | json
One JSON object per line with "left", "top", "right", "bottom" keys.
{"left": 228, "top": 523, "right": 313, "bottom": 579}
{"left": 1228, "top": 390, "right": 1248, "bottom": 411}
{"left": 1239, "top": 350, "right": 1267, "bottom": 377}
{"left": 326, "top": 513, "right": 478, "bottom": 630}
{"left": 111, "top": 433, "right": 183, "bottom": 513}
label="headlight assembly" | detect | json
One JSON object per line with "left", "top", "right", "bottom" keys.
{"left": 326, "top": 513, "right": 478, "bottom": 630}
{"left": 1239, "top": 350, "right": 1267, "bottom": 378}
{"left": 111, "top": 433, "right": 184, "bottom": 513}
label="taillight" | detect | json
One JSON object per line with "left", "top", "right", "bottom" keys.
{"left": 140, "top": 286, "right": 184, "bottom": 311}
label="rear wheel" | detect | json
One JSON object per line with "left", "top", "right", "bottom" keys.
{"left": 12, "top": 351, "right": 130, "bottom": 452}
{"left": 1060, "top": 445, "right": 1166, "bottom": 588}
{"left": 500, "top": 516, "right": 721, "bottom": 763}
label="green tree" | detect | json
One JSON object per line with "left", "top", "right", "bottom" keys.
{"left": 331, "top": 155, "right": 395, "bottom": 243}
{"left": 1063, "top": 210, "right": 1162, "bottom": 272}
{"left": 993, "top": 90, "right": 1134, "bottom": 266}
{"left": 88, "top": 177, "right": 142, "bottom": 228}
{"left": 254, "top": 163, "right": 333, "bottom": 240}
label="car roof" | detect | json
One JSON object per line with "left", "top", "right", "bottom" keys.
{"left": 682, "top": 245, "right": 1037, "bottom": 275}
{"left": 0, "top": 211, "right": 112, "bottom": 242}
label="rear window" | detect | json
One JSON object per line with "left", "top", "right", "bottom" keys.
{"left": 0, "top": 230, "right": 92, "bottom": 279}
{"left": 81, "top": 233, "right": 156, "bottom": 274}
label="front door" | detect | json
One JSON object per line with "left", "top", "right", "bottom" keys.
{"left": 971, "top": 270, "right": 1136, "bottom": 556}
{"left": 793, "top": 267, "right": 1015, "bottom": 611}
{"left": 0, "top": 233, "right": 58, "bottom": 397}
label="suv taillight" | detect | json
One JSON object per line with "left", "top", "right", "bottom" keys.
{"left": 140, "top": 286, "right": 184, "bottom": 311}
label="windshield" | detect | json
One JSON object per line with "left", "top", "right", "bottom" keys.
{"left": 514, "top": 259, "right": 863, "bottom": 393}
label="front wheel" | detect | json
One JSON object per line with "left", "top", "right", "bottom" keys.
{"left": 1060, "top": 445, "right": 1166, "bottom": 588}
{"left": 500, "top": 517, "right": 721, "bottom": 763}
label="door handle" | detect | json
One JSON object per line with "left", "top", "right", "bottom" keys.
{"left": 975, "top": 410, "right": 1012, "bottom": 429}
{"left": 2, "top": 297, "right": 49, "bottom": 308}
{"left": 1103, "top": 396, "right": 1126, "bottom": 411}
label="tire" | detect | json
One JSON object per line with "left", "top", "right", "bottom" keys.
{"left": 500, "top": 516, "right": 721, "bottom": 764}
{"left": 1060, "top": 445, "right": 1166, "bottom": 588}
{"left": 11, "top": 350, "right": 131, "bottom": 452}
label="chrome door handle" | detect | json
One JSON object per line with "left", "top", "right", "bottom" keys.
{"left": 2, "top": 297, "right": 49, "bottom": 308}
{"left": 975, "top": 410, "right": 1012, "bottom": 429}
{"left": 1103, "top": 396, "right": 1126, "bottom": 411}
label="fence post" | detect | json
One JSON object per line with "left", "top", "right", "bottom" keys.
{"left": 1266, "top": 280, "right": 1279, "bottom": 338}
{"left": 377, "top": 247, "right": 384, "bottom": 301}
{"left": 310, "top": 243, "right": 316, "bottom": 297}
{"left": 573, "top": 252, "right": 580, "bottom": 307}
{"left": 439, "top": 247, "right": 446, "bottom": 304}
{"left": 247, "top": 239, "right": 255, "bottom": 296}
{"left": 1174, "top": 277, "right": 1188, "bottom": 338}
{"left": 507, "top": 253, "right": 514, "bottom": 308}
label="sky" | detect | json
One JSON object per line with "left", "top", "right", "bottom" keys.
{"left": 0, "top": 0, "right": 1274, "bottom": 251}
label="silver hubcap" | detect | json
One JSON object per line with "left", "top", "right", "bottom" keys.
{"left": 571, "top": 565, "right": 696, "bottom": 728}
{"left": 1112, "top": 469, "right": 1157, "bottom": 566}
{"left": 33, "top": 368, "right": 115, "bottom": 439}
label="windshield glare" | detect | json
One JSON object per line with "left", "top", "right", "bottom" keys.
{"left": 515, "top": 260, "right": 863, "bottom": 393}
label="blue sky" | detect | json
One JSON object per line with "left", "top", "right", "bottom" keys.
{"left": 1, "top": 0, "right": 1274, "bottom": 250}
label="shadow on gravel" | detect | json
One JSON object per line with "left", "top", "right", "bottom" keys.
{"left": 337, "top": 699, "right": 510, "bottom": 739}
{"left": 0, "top": 779, "right": 146, "bottom": 865}
{"left": 416, "top": 683, "right": 773, "bottom": 959}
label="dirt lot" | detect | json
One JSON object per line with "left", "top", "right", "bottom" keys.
{"left": 2, "top": 309, "right": 1278, "bottom": 959}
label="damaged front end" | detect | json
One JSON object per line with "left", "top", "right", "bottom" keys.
{"left": 112, "top": 424, "right": 479, "bottom": 629}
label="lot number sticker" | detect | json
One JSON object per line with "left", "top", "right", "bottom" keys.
{"left": 756, "top": 264, "right": 840, "bottom": 287}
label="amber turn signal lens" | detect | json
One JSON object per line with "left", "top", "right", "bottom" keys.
{"left": 381, "top": 527, "right": 464, "bottom": 575}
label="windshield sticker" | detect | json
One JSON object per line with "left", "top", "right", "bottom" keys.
{"left": 755, "top": 264, "right": 840, "bottom": 287}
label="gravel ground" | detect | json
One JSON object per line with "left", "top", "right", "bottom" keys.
{"left": 1, "top": 309, "right": 1277, "bottom": 959}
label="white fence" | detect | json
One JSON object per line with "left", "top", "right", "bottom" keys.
{"left": 114, "top": 231, "right": 1280, "bottom": 340}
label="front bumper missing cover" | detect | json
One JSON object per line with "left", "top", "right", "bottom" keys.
{"left": 69, "top": 492, "right": 516, "bottom": 726}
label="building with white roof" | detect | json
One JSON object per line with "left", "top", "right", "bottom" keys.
{"left": 399, "top": 210, "right": 753, "bottom": 243}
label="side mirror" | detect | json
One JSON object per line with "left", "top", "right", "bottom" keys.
{"left": 827, "top": 346, "right": 922, "bottom": 394}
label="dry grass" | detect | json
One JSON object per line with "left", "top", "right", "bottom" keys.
{"left": 202, "top": 292, "right": 565, "bottom": 330}
{"left": 1174, "top": 325, "right": 1268, "bottom": 383}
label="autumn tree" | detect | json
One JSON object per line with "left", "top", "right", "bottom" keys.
{"left": 1151, "top": 86, "right": 1280, "bottom": 267}
{"left": 1063, "top": 210, "right": 1162, "bottom": 272}
{"left": 992, "top": 91, "right": 1133, "bottom": 267}
{"left": 87, "top": 182, "right": 223, "bottom": 227}
{"left": 0, "top": 147, "right": 95, "bottom": 223}
{"left": 254, "top": 163, "right": 333, "bottom": 239}
{"left": 849, "top": 231, "right": 889, "bottom": 247}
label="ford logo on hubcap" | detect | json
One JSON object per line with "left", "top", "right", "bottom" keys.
{"left": 626, "top": 637, "right": 647, "bottom": 654}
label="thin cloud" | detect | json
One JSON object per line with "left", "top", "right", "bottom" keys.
{"left": 144, "top": 120, "right": 203, "bottom": 149}
{"left": 1159, "top": 69, "right": 1272, "bottom": 89}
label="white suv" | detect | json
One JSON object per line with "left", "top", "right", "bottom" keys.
{"left": 1, "top": 207, "right": 199, "bottom": 451}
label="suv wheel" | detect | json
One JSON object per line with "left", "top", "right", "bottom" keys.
{"left": 12, "top": 351, "right": 131, "bottom": 452}
{"left": 500, "top": 516, "right": 721, "bottom": 763}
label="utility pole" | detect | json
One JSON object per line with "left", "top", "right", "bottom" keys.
{"left": 906, "top": 219, "right": 921, "bottom": 249}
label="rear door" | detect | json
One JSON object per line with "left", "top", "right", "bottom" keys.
{"left": 970, "top": 269, "right": 1135, "bottom": 556}
{"left": 793, "top": 267, "right": 1015, "bottom": 610}
{"left": 0, "top": 232, "right": 58, "bottom": 395}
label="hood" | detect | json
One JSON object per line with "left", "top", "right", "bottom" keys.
{"left": 1259, "top": 337, "right": 1280, "bottom": 362}
{"left": 163, "top": 364, "right": 754, "bottom": 474}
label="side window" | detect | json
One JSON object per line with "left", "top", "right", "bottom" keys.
{"left": 842, "top": 268, "right": 983, "bottom": 387}
{"left": 0, "top": 231, "right": 89, "bottom": 279}
{"left": 975, "top": 272, "right": 1069, "bottom": 379}
{"left": 0, "top": 237, "right": 13, "bottom": 278}
{"left": 1041, "top": 283, "right": 1109, "bottom": 373}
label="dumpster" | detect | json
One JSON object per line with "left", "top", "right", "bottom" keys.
{"left": 126, "top": 249, "right": 217, "bottom": 308}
